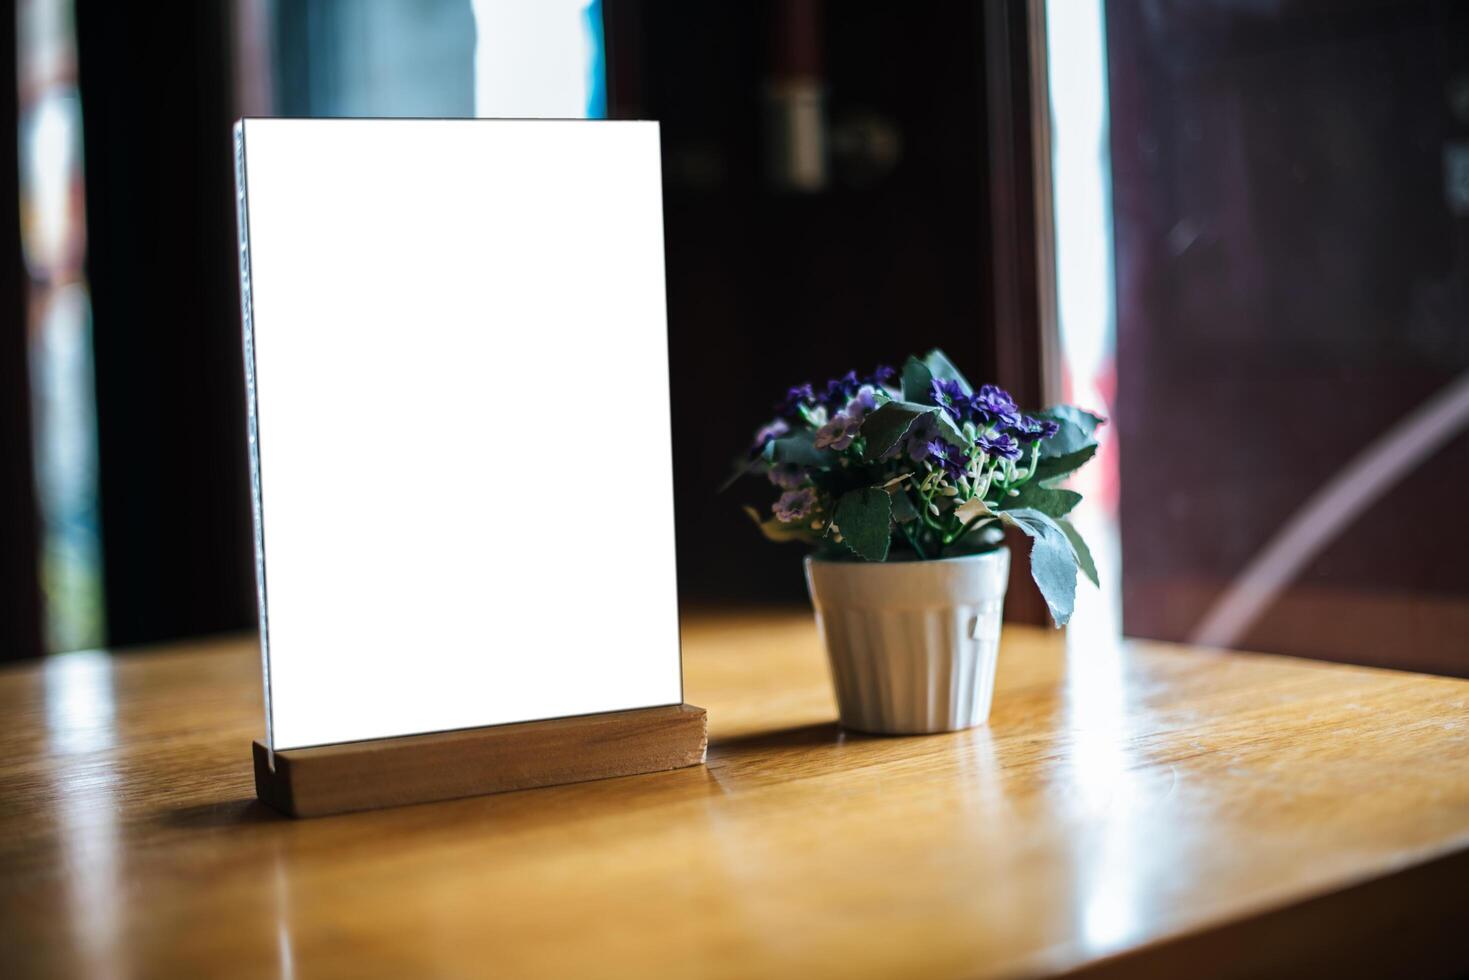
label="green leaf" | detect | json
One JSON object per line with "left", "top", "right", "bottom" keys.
{"left": 1058, "top": 517, "right": 1099, "bottom": 588}
{"left": 998, "top": 507, "right": 1078, "bottom": 627}
{"left": 900, "top": 356, "right": 935, "bottom": 404}
{"left": 1032, "top": 443, "right": 1098, "bottom": 486}
{"left": 833, "top": 488, "right": 892, "bottom": 562}
{"left": 930, "top": 409, "right": 967, "bottom": 447}
{"left": 1036, "top": 405, "right": 1104, "bottom": 458}
{"left": 888, "top": 488, "right": 919, "bottom": 524}
{"left": 859, "top": 401, "right": 966, "bottom": 461}
{"left": 999, "top": 482, "right": 1082, "bottom": 519}
{"left": 765, "top": 429, "right": 832, "bottom": 467}
{"left": 723, "top": 428, "right": 833, "bottom": 492}
{"left": 743, "top": 506, "right": 816, "bottom": 544}
{"left": 1047, "top": 404, "right": 1105, "bottom": 436}
{"left": 1036, "top": 418, "right": 1091, "bottom": 458}
{"left": 923, "top": 349, "right": 972, "bottom": 394}
{"left": 859, "top": 401, "right": 931, "bottom": 458}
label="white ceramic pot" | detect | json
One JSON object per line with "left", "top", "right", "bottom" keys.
{"left": 803, "top": 548, "right": 1010, "bottom": 735}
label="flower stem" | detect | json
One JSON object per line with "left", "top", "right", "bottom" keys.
{"left": 1013, "top": 440, "right": 1042, "bottom": 485}
{"left": 917, "top": 491, "right": 947, "bottom": 534}
{"left": 900, "top": 522, "right": 929, "bottom": 560}
{"left": 943, "top": 514, "right": 994, "bottom": 547}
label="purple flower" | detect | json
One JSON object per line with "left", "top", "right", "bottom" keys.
{"left": 978, "top": 431, "right": 1022, "bottom": 461}
{"left": 767, "top": 464, "right": 807, "bottom": 489}
{"left": 752, "top": 418, "right": 790, "bottom": 452}
{"left": 867, "top": 364, "right": 897, "bottom": 387}
{"left": 823, "top": 370, "right": 861, "bottom": 408}
{"left": 773, "top": 487, "right": 817, "bottom": 523}
{"left": 972, "top": 384, "right": 1021, "bottom": 428}
{"left": 924, "top": 438, "right": 970, "bottom": 481}
{"left": 1010, "top": 414, "right": 1060, "bottom": 442}
{"left": 844, "top": 384, "right": 878, "bottom": 422}
{"left": 777, "top": 383, "right": 815, "bottom": 417}
{"left": 814, "top": 412, "right": 861, "bottom": 451}
{"left": 931, "top": 378, "right": 971, "bottom": 423}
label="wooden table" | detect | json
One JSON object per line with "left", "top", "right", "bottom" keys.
{"left": 2, "top": 611, "right": 1467, "bottom": 978}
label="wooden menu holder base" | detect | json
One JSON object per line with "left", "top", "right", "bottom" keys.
{"left": 253, "top": 703, "right": 708, "bottom": 818}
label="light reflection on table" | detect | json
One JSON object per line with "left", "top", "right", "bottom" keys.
{"left": 1066, "top": 620, "right": 1147, "bottom": 955}
{"left": 44, "top": 650, "right": 121, "bottom": 980}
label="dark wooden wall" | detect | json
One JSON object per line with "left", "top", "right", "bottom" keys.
{"left": 1, "top": 0, "right": 45, "bottom": 663}
{"left": 608, "top": 1, "right": 1049, "bottom": 610}
{"left": 75, "top": 1, "right": 256, "bottom": 648}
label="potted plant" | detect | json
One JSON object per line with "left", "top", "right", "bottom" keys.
{"left": 729, "top": 349, "right": 1102, "bottom": 734}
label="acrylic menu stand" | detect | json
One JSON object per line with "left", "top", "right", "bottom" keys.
{"left": 235, "top": 118, "right": 705, "bottom": 818}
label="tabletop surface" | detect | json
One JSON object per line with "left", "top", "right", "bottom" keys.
{"left": 2, "top": 610, "right": 1468, "bottom": 979}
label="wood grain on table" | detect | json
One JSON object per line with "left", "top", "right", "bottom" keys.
{"left": 1, "top": 610, "right": 1467, "bottom": 979}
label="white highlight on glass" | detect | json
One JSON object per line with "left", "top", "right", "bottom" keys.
{"left": 236, "top": 119, "right": 681, "bottom": 750}
{"left": 1047, "top": 2, "right": 1145, "bottom": 952}
{"left": 1046, "top": 0, "right": 1121, "bottom": 645}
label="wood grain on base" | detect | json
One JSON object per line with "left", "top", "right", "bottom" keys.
{"left": 253, "top": 704, "right": 707, "bottom": 817}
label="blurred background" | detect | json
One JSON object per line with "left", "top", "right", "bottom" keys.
{"left": 2, "top": 0, "right": 1466, "bottom": 676}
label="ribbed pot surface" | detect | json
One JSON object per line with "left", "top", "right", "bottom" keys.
{"left": 804, "top": 548, "right": 1010, "bottom": 734}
